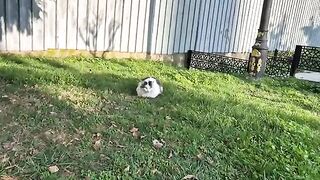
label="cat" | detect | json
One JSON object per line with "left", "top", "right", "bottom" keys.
{"left": 136, "top": 77, "right": 163, "bottom": 98}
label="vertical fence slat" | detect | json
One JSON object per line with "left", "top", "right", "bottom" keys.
{"left": 234, "top": 0, "right": 245, "bottom": 52}
{"left": 180, "top": 0, "right": 191, "bottom": 52}
{"left": 120, "top": 0, "right": 130, "bottom": 52}
{"left": 240, "top": 0, "right": 253, "bottom": 52}
{"left": 44, "top": 0, "right": 56, "bottom": 49}
{"left": 204, "top": 0, "right": 215, "bottom": 52}
{"left": 152, "top": 0, "right": 161, "bottom": 54}
{"left": 197, "top": 0, "right": 206, "bottom": 51}
{"left": 129, "top": 0, "right": 138, "bottom": 52}
{"left": 199, "top": 0, "right": 210, "bottom": 52}
{"left": 212, "top": 0, "right": 222, "bottom": 52}
{"left": 134, "top": 0, "right": 146, "bottom": 53}
{"left": 166, "top": 0, "right": 177, "bottom": 54}
{"left": 155, "top": 0, "right": 166, "bottom": 54}
{"left": 113, "top": 0, "right": 123, "bottom": 52}
{"left": 19, "top": 0, "right": 32, "bottom": 51}
{"left": 85, "top": 0, "right": 98, "bottom": 51}
{"left": 173, "top": 0, "right": 185, "bottom": 53}
{"left": 192, "top": 0, "right": 201, "bottom": 51}
{"left": 217, "top": 0, "right": 228, "bottom": 52}
{"left": 229, "top": 0, "right": 241, "bottom": 52}
{"left": 0, "top": 0, "right": 7, "bottom": 50}
{"left": 222, "top": 0, "right": 233, "bottom": 52}
{"left": 209, "top": 0, "right": 220, "bottom": 52}
{"left": 141, "top": 0, "right": 150, "bottom": 53}
{"left": 167, "top": 0, "right": 179, "bottom": 53}
{"left": 76, "top": 0, "right": 88, "bottom": 50}
{"left": 6, "top": 0, "right": 20, "bottom": 51}
{"left": 66, "top": 0, "right": 78, "bottom": 49}
{"left": 96, "top": 0, "right": 106, "bottom": 51}
{"left": 55, "top": 0, "right": 67, "bottom": 49}
{"left": 32, "top": 0, "right": 45, "bottom": 51}
{"left": 161, "top": 0, "right": 173, "bottom": 54}
{"left": 295, "top": 0, "right": 307, "bottom": 48}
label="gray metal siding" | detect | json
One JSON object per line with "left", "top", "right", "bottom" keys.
{"left": 0, "top": 0, "right": 319, "bottom": 54}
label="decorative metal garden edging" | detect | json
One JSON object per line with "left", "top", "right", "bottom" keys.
{"left": 290, "top": 45, "right": 320, "bottom": 76}
{"left": 187, "top": 50, "right": 293, "bottom": 77}
{"left": 266, "top": 49, "right": 293, "bottom": 77}
{"left": 187, "top": 50, "right": 249, "bottom": 75}
{"left": 187, "top": 45, "right": 320, "bottom": 78}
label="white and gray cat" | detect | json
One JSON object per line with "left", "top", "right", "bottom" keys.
{"left": 136, "top": 77, "right": 163, "bottom": 98}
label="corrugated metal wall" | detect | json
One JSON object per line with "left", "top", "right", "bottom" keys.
{"left": 0, "top": 0, "right": 319, "bottom": 54}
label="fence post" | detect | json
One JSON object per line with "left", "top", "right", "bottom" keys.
{"left": 273, "top": 49, "right": 278, "bottom": 61}
{"left": 290, "top": 45, "right": 302, "bottom": 76}
{"left": 186, "top": 50, "right": 193, "bottom": 69}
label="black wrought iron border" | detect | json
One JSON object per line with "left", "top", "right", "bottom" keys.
{"left": 187, "top": 50, "right": 294, "bottom": 77}
{"left": 187, "top": 50, "right": 249, "bottom": 75}
{"left": 290, "top": 45, "right": 320, "bottom": 76}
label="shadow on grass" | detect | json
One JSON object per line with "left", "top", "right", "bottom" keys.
{"left": 0, "top": 54, "right": 319, "bottom": 179}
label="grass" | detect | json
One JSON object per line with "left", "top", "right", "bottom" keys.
{"left": 0, "top": 54, "right": 319, "bottom": 179}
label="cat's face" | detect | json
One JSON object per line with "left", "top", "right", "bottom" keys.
{"left": 140, "top": 80, "right": 153, "bottom": 92}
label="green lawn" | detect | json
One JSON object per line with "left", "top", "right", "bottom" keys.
{"left": 0, "top": 54, "right": 319, "bottom": 179}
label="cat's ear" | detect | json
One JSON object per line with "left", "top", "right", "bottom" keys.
{"left": 142, "top": 77, "right": 151, "bottom": 81}
{"left": 155, "top": 79, "right": 161, "bottom": 86}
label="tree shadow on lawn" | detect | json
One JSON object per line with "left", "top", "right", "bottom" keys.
{"left": 0, "top": 55, "right": 319, "bottom": 179}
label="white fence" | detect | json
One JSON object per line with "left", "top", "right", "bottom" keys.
{"left": 0, "top": 0, "right": 319, "bottom": 54}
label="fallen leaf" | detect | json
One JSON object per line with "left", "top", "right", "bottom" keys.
{"left": 152, "top": 139, "right": 164, "bottom": 149}
{"left": 129, "top": 127, "right": 139, "bottom": 133}
{"left": 44, "top": 130, "right": 54, "bottom": 138}
{"left": 136, "top": 168, "right": 142, "bottom": 175}
{"left": 130, "top": 127, "right": 141, "bottom": 138}
{"left": 124, "top": 165, "right": 130, "bottom": 172}
{"left": 168, "top": 150, "right": 173, "bottom": 159}
{"left": 92, "top": 133, "right": 102, "bottom": 150}
{"left": 50, "top": 111, "right": 57, "bottom": 116}
{"left": 99, "top": 154, "right": 110, "bottom": 161}
{"left": 196, "top": 153, "right": 203, "bottom": 160}
{"left": 55, "top": 133, "right": 67, "bottom": 144}
{"left": 93, "top": 139, "right": 102, "bottom": 150}
{"left": 28, "top": 148, "right": 39, "bottom": 156}
{"left": 48, "top": 165, "right": 59, "bottom": 173}
{"left": 2, "top": 142, "right": 14, "bottom": 150}
{"left": 0, "top": 154, "right": 9, "bottom": 163}
{"left": 108, "top": 122, "right": 118, "bottom": 129}
{"left": 206, "top": 157, "right": 214, "bottom": 165}
{"left": 182, "top": 175, "right": 198, "bottom": 180}
{"left": 0, "top": 176, "right": 18, "bottom": 180}
{"left": 76, "top": 129, "right": 85, "bottom": 135}
{"left": 151, "top": 168, "right": 161, "bottom": 174}
{"left": 111, "top": 122, "right": 117, "bottom": 128}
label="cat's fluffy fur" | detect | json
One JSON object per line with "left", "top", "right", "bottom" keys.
{"left": 136, "top": 77, "right": 163, "bottom": 98}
